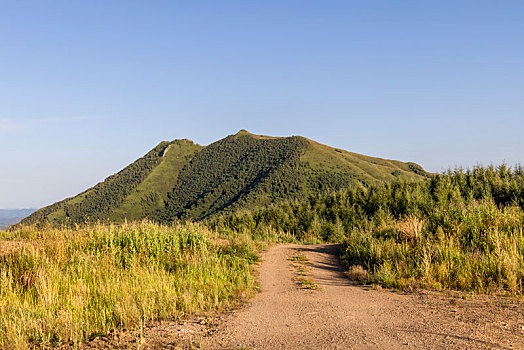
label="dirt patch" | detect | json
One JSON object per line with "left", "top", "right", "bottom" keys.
{"left": 58, "top": 315, "right": 225, "bottom": 349}
{"left": 205, "top": 244, "right": 524, "bottom": 349}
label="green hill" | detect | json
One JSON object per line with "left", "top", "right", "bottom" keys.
{"left": 19, "top": 130, "right": 430, "bottom": 227}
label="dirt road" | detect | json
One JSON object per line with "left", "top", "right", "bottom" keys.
{"left": 206, "top": 244, "right": 524, "bottom": 349}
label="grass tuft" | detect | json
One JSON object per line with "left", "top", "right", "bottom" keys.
{"left": 345, "top": 265, "right": 370, "bottom": 283}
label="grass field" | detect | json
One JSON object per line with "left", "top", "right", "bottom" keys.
{"left": 0, "top": 221, "right": 264, "bottom": 348}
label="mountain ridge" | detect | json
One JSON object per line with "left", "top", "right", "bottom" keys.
{"left": 18, "top": 131, "right": 430, "bottom": 227}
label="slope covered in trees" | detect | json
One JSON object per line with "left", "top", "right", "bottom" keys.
{"left": 155, "top": 131, "right": 429, "bottom": 222}
{"left": 214, "top": 165, "right": 524, "bottom": 239}
{"left": 18, "top": 130, "right": 429, "bottom": 227}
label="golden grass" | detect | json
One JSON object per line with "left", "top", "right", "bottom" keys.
{"left": 345, "top": 265, "right": 370, "bottom": 282}
{"left": 395, "top": 215, "right": 425, "bottom": 240}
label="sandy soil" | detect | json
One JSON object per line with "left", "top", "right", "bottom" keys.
{"left": 205, "top": 244, "right": 524, "bottom": 349}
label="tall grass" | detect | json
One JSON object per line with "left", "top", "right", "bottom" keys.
{"left": 0, "top": 221, "right": 259, "bottom": 348}
{"left": 342, "top": 200, "right": 524, "bottom": 294}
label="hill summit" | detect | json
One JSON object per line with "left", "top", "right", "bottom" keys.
{"left": 20, "top": 131, "right": 429, "bottom": 226}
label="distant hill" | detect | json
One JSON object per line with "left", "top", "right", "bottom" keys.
{"left": 19, "top": 130, "right": 430, "bottom": 227}
{"left": 0, "top": 209, "right": 36, "bottom": 229}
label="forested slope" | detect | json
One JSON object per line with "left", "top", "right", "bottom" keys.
{"left": 18, "top": 130, "right": 429, "bottom": 227}
{"left": 19, "top": 140, "right": 202, "bottom": 226}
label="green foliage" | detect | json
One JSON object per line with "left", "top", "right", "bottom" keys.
{"left": 214, "top": 165, "right": 524, "bottom": 294}
{"left": 20, "top": 131, "right": 430, "bottom": 227}
{"left": 214, "top": 165, "right": 524, "bottom": 239}
{"left": 342, "top": 201, "right": 524, "bottom": 293}
{"left": 155, "top": 133, "right": 311, "bottom": 222}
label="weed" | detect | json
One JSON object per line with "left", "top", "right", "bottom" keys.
{"left": 299, "top": 278, "right": 322, "bottom": 290}
{"left": 345, "top": 265, "right": 370, "bottom": 283}
{"left": 289, "top": 252, "right": 321, "bottom": 290}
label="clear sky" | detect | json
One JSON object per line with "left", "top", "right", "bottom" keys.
{"left": 1, "top": 1, "right": 523, "bottom": 208}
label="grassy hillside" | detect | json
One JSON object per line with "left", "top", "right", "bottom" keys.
{"left": 19, "top": 140, "right": 201, "bottom": 226}
{"left": 301, "top": 138, "right": 428, "bottom": 183}
{"left": 109, "top": 140, "right": 203, "bottom": 221}
{"left": 19, "top": 131, "right": 430, "bottom": 227}
{"left": 156, "top": 131, "right": 428, "bottom": 222}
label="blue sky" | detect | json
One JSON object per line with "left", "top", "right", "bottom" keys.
{"left": 1, "top": 1, "right": 523, "bottom": 208}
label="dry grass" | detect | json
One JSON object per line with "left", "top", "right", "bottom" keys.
{"left": 345, "top": 265, "right": 370, "bottom": 282}
{"left": 396, "top": 215, "right": 426, "bottom": 240}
